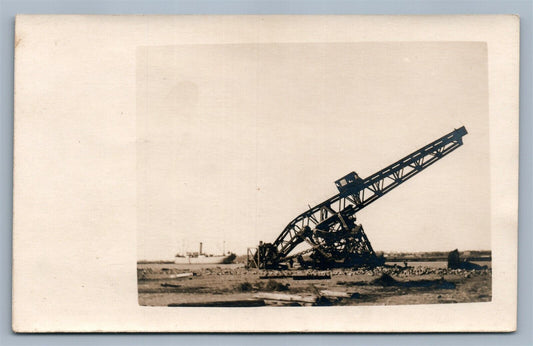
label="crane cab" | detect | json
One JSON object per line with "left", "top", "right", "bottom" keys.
{"left": 335, "top": 171, "right": 364, "bottom": 196}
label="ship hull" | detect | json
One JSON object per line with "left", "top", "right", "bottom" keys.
{"left": 174, "top": 255, "right": 230, "bottom": 264}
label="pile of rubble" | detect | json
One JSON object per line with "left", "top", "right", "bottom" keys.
{"left": 138, "top": 264, "right": 491, "bottom": 281}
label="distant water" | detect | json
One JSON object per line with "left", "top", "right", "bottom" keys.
{"left": 386, "top": 261, "right": 491, "bottom": 269}
{"left": 137, "top": 261, "right": 490, "bottom": 270}
{"left": 137, "top": 262, "right": 245, "bottom": 270}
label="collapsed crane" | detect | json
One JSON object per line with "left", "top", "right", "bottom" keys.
{"left": 247, "top": 126, "right": 468, "bottom": 269}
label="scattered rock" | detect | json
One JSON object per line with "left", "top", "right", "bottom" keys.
{"left": 372, "top": 274, "right": 398, "bottom": 286}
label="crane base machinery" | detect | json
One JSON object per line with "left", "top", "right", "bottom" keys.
{"left": 247, "top": 126, "right": 468, "bottom": 270}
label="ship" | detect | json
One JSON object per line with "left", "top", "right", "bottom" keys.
{"left": 174, "top": 242, "right": 235, "bottom": 264}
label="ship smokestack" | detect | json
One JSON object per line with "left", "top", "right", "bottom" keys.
{"left": 199, "top": 242, "right": 203, "bottom": 256}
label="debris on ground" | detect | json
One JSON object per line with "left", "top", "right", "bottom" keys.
{"left": 168, "top": 299, "right": 266, "bottom": 307}
{"left": 371, "top": 273, "right": 398, "bottom": 286}
{"left": 169, "top": 272, "right": 194, "bottom": 279}
{"left": 238, "top": 282, "right": 253, "bottom": 292}
{"left": 237, "top": 280, "right": 290, "bottom": 292}
{"left": 254, "top": 292, "right": 317, "bottom": 304}
{"left": 370, "top": 273, "right": 456, "bottom": 289}
{"left": 448, "top": 249, "right": 489, "bottom": 270}
{"left": 138, "top": 263, "right": 491, "bottom": 306}
{"left": 259, "top": 274, "right": 292, "bottom": 279}
{"left": 293, "top": 273, "right": 331, "bottom": 280}
{"left": 319, "top": 290, "right": 354, "bottom": 298}
{"left": 160, "top": 283, "right": 181, "bottom": 288}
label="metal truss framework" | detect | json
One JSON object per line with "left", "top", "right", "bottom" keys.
{"left": 252, "top": 126, "right": 468, "bottom": 269}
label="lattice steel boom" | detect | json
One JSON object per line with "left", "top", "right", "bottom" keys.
{"left": 249, "top": 126, "right": 468, "bottom": 269}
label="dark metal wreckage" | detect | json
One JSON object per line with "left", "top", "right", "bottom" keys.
{"left": 247, "top": 126, "right": 468, "bottom": 270}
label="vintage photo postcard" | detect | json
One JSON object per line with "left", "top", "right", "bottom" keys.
{"left": 12, "top": 15, "right": 519, "bottom": 332}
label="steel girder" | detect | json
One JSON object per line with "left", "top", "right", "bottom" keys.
{"left": 252, "top": 126, "right": 468, "bottom": 269}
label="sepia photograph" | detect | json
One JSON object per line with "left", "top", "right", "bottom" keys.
{"left": 136, "top": 42, "right": 491, "bottom": 307}
{"left": 12, "top": 15, "right": 518, "bottom": 332}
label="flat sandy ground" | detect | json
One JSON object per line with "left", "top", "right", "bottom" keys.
{"left": 138, "top": 262, "right": 491, "bottom": 307}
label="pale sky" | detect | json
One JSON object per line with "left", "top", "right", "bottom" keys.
{"left": 137, "top": 42, "right": 489, "bottom": 260}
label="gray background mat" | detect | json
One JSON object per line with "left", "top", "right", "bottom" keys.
{"left": 1, "top": 0, "right": 531, "bottom": 344}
